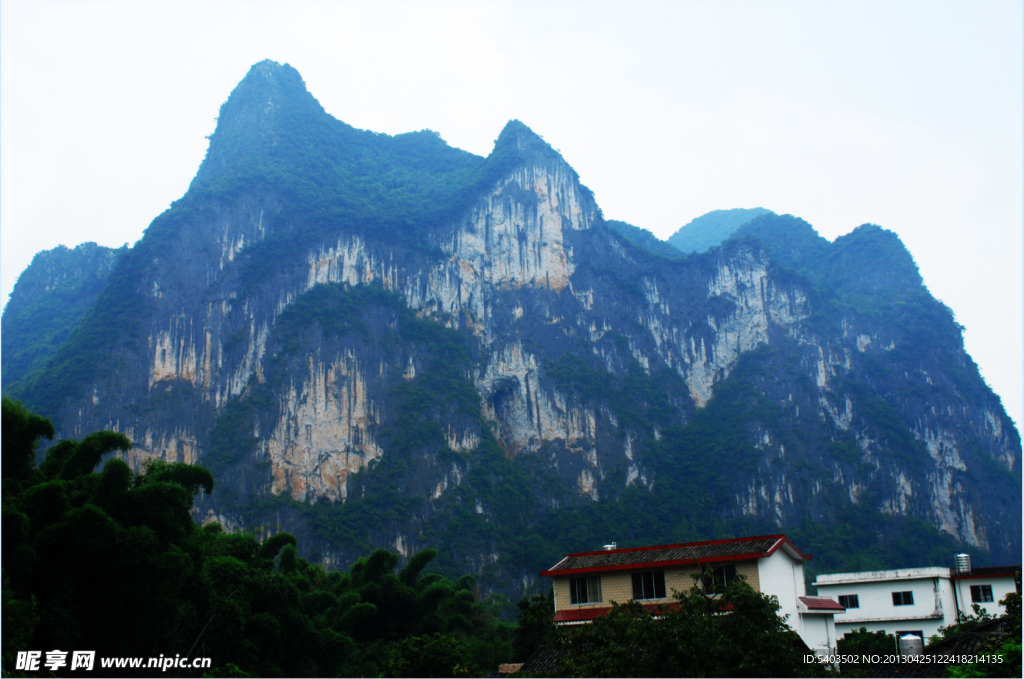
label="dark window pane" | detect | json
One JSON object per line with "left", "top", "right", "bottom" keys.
{"left": 633, "top": 572, "right": 666, "bottom": 600}
{"left": 892, "top": 591, "right": 913, "bottom": 606}
{"left": 570, "top": 577, "right": 592, "bottom": 604}
{"left": 971, "top": 585, "right": 994, "bottom": 603}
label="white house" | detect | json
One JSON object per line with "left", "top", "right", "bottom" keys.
{"left": 813, "top": 560, "right": 1020, "bottom": 641}
{"left": 540, "top": 534, "right": 844, "bottom": 657}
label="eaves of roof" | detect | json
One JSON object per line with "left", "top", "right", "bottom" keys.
{"left": 540, "top": 534, "right": 811, "bottom": 577}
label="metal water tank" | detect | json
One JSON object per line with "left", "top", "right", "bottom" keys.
{"left": 956, "top": 553, "right": 971, "bottom": 575}
{"left": 899, "top": 635, "right": 924, "bottom": 657}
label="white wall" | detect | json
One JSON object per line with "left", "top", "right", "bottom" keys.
{"left": 757, "top": 549, "right": 807, "bottom": 641}
{"left": 818, "top": 570, "right": 1019, "bottom": 641}
{"left": 801, "top": 615, "right": 832, "bottom": 654}
{"left": 952, "top": 576, "right": 1018, "bottom": 618}
{"left": 817, "top": 574, "right": 952, "bottom": 640}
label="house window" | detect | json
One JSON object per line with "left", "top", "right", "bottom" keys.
{"left": 569, "top": 576, "right": 602, "bottom": 605}
{"left": 838, "top": 594, "right": 860, "bottom": 609}
{"left": 632, "top": 571, "right": 667, "bottom": 600}
{"left": 701, "top": 564, "right": 738, "bottom": 594}
{"left": 970, "top": 585, "right": 994, "bottom": 603}
{"left": 892, "top": 591, "right": 914, "bottom": 606}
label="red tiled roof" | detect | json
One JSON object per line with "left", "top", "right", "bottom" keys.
{"left": 540, "top": 534, "right": 810, "bottom": 577}
{"left": 799, "top": 596, "right": 845, "bottom": 611}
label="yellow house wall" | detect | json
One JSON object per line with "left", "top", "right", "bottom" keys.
{"left": 552, "top": 559, "right": 762, "bottom": 612}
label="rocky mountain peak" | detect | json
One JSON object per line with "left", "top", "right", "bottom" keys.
{"left": 191, "top": 60, "right": 328, "bottom": 188}
{"left": 492, "top": 119, "right": 574, "bottom": 174}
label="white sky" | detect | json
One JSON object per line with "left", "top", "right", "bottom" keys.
{"left": 2, "top": 0, "right": 1021, "bottom": 431}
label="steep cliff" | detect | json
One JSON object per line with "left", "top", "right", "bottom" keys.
{"left": 5, "top": 61, "right": 1019, "bottom": 595}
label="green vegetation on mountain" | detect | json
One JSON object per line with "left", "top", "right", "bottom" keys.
{"left": 604, "top": 220, "right": 681, "bottom": 258}
{"left": 1, "top": 243, "right": 125, "bottom": 391}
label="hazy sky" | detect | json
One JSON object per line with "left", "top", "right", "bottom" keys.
{"left": 2, "top": 0, "right": 1021, "bottom": 430}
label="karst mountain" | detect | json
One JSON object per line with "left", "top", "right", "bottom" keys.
{"left": 4, "top": 61, "right": 1019, "bottom": 595}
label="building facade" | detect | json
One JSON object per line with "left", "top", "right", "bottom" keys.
{"left": 540, "top": 534, "right": 843, "bottom": 656}
{"left": 813, "top": 563, "right": 1021, "bottom": 641}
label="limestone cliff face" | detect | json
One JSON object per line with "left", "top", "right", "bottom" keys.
{"left": 265, "top": 351, "right": 382, "bottom": 502}
{"left": 7, "top": 61, "right": 1019, "bottom": 587}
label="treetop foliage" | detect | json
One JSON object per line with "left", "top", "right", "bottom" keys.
{"left": 1, "top": 397, "right": 513, "bottom": 677}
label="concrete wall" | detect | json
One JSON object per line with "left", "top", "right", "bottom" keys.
{"left": 817, "top": 575, "right": 951, "bottom": 640}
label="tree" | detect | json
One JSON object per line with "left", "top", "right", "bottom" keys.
{"left": 931, "top": 603, "right": 996, "bottom": 643}
{"left": 837, "top": 627, "right": 897, "bottom": 656}
{"left": 383, "top": 633, "right": 473, "bottom": 677}
{"left": 947, "top": 591, "right": 1022, "bottom": 678}
{"left": 0, "top": 399, "right": 514, "bottom": 677}
{"left": 512, "top": 589, "right": 555, "bottom": 662}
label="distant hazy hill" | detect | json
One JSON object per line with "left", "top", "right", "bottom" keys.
{"left": 668, "top": 207, "right": 774, "bottom": 253}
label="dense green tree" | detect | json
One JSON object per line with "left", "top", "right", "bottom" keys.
{"left": 512, "top": 589, "right": 555, "bottom": 662}
{"left": 382, "top": 633, "right": 473, "bottom": 677}
{"left": 0, "top": 398, "right": 513, "bottom": 677}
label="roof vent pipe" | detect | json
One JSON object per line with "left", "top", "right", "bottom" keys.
{"left": 602, "top": 543, "right": 617, "bottom": 551}
{"left": 955, "top": 553, "right": 971, "bottom": 575}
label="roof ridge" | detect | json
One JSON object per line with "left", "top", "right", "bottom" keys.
{"left": 566, "top": 534, "right": 786, "bottom": 558}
